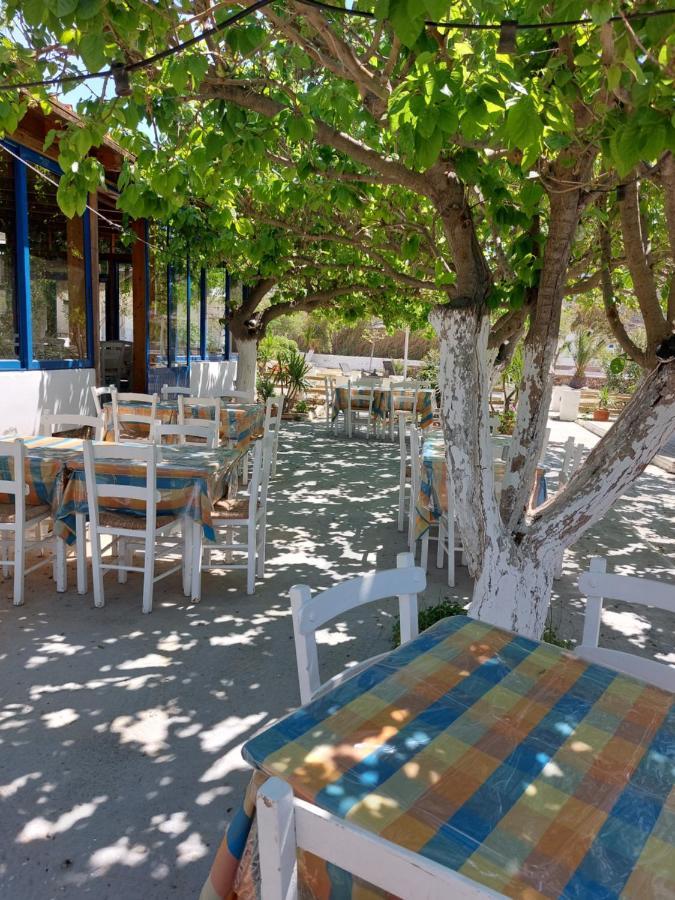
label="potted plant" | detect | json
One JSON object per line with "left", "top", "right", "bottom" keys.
{"left": 292, "top": 399, "right": 310, "bottom": 421}
{"left": 497, "top": 409, "right": 516, "bottom": 435}
{"left": 276, "top": 349, "right": 311, "bottom": 415}
{"left": 256, "top": 374, "right": 276, "bottom": 403}
{"left": 593, "top": 386, "right": 611, "bottom": 421}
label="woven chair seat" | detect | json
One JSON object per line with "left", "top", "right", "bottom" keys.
{"left": 52, "top": 427, "right": 97, "bottom": 439}
{"left": 98, "top": 510, "right": 178, "bottom": 531}
{"left": 0, "top": 503, "right": 50, "bottom": 523}
{"left": 211, "top": 497, "right": 256, "bottom": 520}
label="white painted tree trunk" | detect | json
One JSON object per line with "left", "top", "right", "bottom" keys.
{"left": 235, "top": 337, "right": 258, "bottom": 396}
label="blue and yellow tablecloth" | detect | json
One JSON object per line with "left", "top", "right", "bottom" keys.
{"left": 202, "top": 615, "right": 675, "bottom": 899}
{"left": 55, "top": 444, "right": 241, "bottom": 544}
{"left": 0, "top": 435, "right": 83, "bottom": 510}
{"left": 333, "top": 387, "right": 434, "bottom": 430}
{"left": 102, "top": 400, "right": 265, "bottom": 450}
{"left": 415, "top": 432, "right": 547, "bottom": 539}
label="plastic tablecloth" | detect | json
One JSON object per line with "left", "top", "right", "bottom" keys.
{"left": 201, "top": 615, "right": 674, "bottom": 899}
{"left": 333, "top": 387, "right": 434, "bottom": 429}
{"left": 0, "top": 435, "right": 83, "bottom": 509}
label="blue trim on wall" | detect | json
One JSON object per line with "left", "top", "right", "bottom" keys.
{"left": 13, "top": 144, "right": 31, "bottom": 370}
{"left": 199, "top": 267, "right": 207, "bottom": 359}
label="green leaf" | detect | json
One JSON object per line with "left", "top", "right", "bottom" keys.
{"left": 590, "top": 0, "right": 613, "bottom": 24}
{"left": 287, "top": 115, "right": 313, "bottom": 142}
{"left": 75, "top": 0, "right": 102, "bottom": 20}
{"left": 609, "top": 356, "right": 625, "bottom": 375}
{"left": 79, "top": 32, "right": 107, "bottom": 70}
{"left": 56, "top": 0, "right": 79, "bottom": 16}
{"left": 606, "top": 64, "right": 621, "bottom": 92}
{"left": 504, "top": 96, "right": 543, "bottom": 151}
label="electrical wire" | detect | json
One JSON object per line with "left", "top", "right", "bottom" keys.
{"left": 0, "top": 0, "right": 274, "bottom": 93}
{"left": 0, "top": 0, "right": 672, "bottom": 93}
{"left": 295, "top": 0, "right": 675, "bottom": 30}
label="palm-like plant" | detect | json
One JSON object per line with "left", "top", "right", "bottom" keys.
{"left": 276, "top": 349, "right": 311, "bottom": 409}
{"left": 565, "top": 330, "right": 606, "bottom": 388}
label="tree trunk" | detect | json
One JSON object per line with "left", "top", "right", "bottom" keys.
{"left": 235, "top": 336, "right": 258, "bottom": 396}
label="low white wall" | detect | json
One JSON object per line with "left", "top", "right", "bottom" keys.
{"left": 189, "top": 360, "right": 237, "bottom": 397}
{"left": 0, "top": 369, "right": 96, "bottom": 436}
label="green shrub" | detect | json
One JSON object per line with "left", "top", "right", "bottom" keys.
{"left": 258, "top": 334, "right": 298, "bottom": 369}
{"left": 392, "top": 599, "right": 465, "bottom": 647}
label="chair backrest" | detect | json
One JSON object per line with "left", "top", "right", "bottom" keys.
{"left": 178, "top": 396, "right": 221, "bottom": 445}
{"left": 323, "top": 376, "right": 335, "bottom": 425}
{"left": 408, "top": 425, "right": 422, "bottom": 501}
{"left": 577, "top": 557, "right": 675, "bottom": 692}
{"left": 354, "top": 376, "right": 383, "bottom": 387}
{"left": 153, "top": 420, "right": 218, "bottom": 449}
{"left": 264, "top": 395, "right": 284, "bottom": 438}
{"left": 488, "top": 415, "right": 500, "bottom": 433}
{"left": 220, "top": 389, "right": 255, "bottom": 403}
{"left": 248, "top": 436, "right": 274, "bottom": 519}
{"left": 110, "top": 389, "right": 158, "bottom": 442}
{"left": 83, "top": 440, "right": 159, "bottom": 532}
{"left": 90, "top": 385, "right": 114, "bottom": 416}
{"left": 0, "top": 439, "right": 27, "bottom": 528}
{"left": 41, "top": 413, "right": 104, "bottom": 441}
{"left": 290, "top": 553, "right": 425, "bottom": 704}
{"left": 339, "top": 362, "right": 351, "bottom": 375}
{"left": 559, "top": 437, "right": 584, "bottom": 489}
{"left": 347, "top": 379, "right": 374, "bottom": 412}
{"left": 391, "top": 381, "right": 419, "bottom": 415}
{"left": 257, "top": 778, "right": 499, "bottom": 900}
{"left": 161, "top": 384, "right": 192, "bottom": 401}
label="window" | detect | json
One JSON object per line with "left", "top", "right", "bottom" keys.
{"left": 0, "top": 154, "right": 18, "bottom": 361}
{"left": 205, "top": 268, "right": 226, "bottom": 359}
{"left": 148, "top": 254, "right": 168, "bottom": 366}
{"left": 27, "top": 164, "right": 88, "bottom": 361}
{"left": 0, "top": 140, "right": 93, "bottom": 370}
{"left": 171, "top": 266, "right": 188, "bottom": 362}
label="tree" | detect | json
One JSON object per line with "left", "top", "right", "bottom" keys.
{"left": 2, "top": 1, "right": 674, "bottom": 637}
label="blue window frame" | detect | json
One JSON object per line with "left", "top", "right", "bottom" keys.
{"left": 0, "top": 139, "right": 94, "bottom": 371}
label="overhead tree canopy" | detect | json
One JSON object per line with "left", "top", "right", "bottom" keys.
{"left": 1, "top": 0, "right": 674, "bottom": 636}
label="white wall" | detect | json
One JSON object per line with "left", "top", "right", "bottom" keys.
{"left": 0, "top": 369, "right": 96, "bottom": 436}
{"left": 189, "top": 360, "right": 237, "bottom": 397}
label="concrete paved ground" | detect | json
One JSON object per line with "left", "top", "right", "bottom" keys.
{"left": 0, "top": 420, "right": 673, "bottom": 899}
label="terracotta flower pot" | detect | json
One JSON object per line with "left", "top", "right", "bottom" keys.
{"left": 593, "top": 408, "right": 610, "bottom": 421}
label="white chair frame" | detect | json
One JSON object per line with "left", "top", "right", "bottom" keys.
{"left": 397, "top": 412, "right": 410, "bottom": 532}
{"left": 345, "top": 380, "right": 375, "bottom": 440}
{"left": 41, "top": 413, "right": 104, "bottom": 441}
{"left": 0, "top": 439, "right": 53, "bottom": 606}
{"left": 200, "top": 437, "right": 273, "bottom": 596}
{"left": 407, "top": 425, "right": 423, "bottom": 552}
{"left": 90, "top": 385, "right": 115, "bottom": 416}
{"left": 577, "top": 557, "right": 675, "bottom": 693}
{"left": 83, "top": 441, "right": 186, "bottom": 614}
{"left": 290, "top": 552, "right": 424, "bottom": 705}
{"left": 256, "top": 777, "right": 499, "bottom": 900}
{"left": 220, "top": 388, "right": 256, "bottom": 404}
{"left": 111, "top": 390, "right": 159, "bottom": 442}
{"left": 161, "top": 384, "right": 192, "bottom": 401}
{"left": 323, "top": 376, "right": 336, "bottom": 433}
{"left": 553, "top": 439, "right": 585, "bottom": 579}
{"left": 178, "top": 396, "right": 221, "bottom": 446}
{"left": 264, "top": 394, "right": 284, "bottom": 477}
{"left": 389, "top": 380, "right": 419, "bottom": 442}
{"left": 154, "top": 421, "right": 218, "bottom": 449}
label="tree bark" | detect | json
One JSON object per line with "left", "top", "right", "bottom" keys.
{"left": 235, "top": 336, "right": 258, "bottom": 396}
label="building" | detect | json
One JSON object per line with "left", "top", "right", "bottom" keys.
{"left": 0, "top": 99, "right": 231, "bottom": 434}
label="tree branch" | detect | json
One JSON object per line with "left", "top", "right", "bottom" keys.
{"left": 599, "top": 221, "right": 647, "bottom": 366}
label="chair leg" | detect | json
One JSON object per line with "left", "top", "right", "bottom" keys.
{"left": 118, "top": 539, "right": 129, "bottom": 583}
{"left": 554, "top": 549, "right": 564, "bottom": 580}
{"left": 256, "top": 520, "right": 266, "bottom": 577}
{"left": 75, "top": 514, "right": 87, "bottom": 595}
{"left": 54, "top": 535, "right": 67, "bottom": 592}
{"left": 142, "top": 533, "right": 155, "bottom": 614}
{"left": 447, "top": 516, "right": 455, "bottom": 588}
{"left": 190, "top": 521, "right": 203, "bottom": 602}
{"left": 0, "top": 532, "right": 8, "bottom": 578}
{"left": 90, "top": 530, "right": 105, "bottom": 608}
{"left": 242, "top": 452, "right": 249, "bottom": 484}
{"left": 182, "top": 521, "right": 192, "bottom": 597}
{"left": 246, "top": 521, "right": 256, "bottom": 594}
{"left": 13, "top": 528, "right": 24, "bottom": 607}
{"left": 420, "top": 532, "right": 429, "bottom": 571}
{"left": 436, "top": 522, "right": 445, "bottom": 568}
{"left": 397, "top": 479, "right": 406, "bottom": 532}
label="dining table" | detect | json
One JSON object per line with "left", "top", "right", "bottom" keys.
{"left": 333, "top": 384, "right": 435, "bottom": 430}
{"left": 54, "top": 442, "right": 242, "bottom": 600}
{"left": 102, "top": 399, "right": 265, "bottom": 451}
{"left": 0, "top": 434, "right": 84, "bottom": 510}
{"left": 202, "top": 614, "right": 675, "bottom": 899}
{"left": 415, "top": 430, "right": 547, "bottom": 540}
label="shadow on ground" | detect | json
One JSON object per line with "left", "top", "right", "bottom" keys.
{"left": 0, "top": 421, "right": 672, "bottom": 898}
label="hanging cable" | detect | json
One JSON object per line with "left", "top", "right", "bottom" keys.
{"left": 0, "top": 0, "right": 274, "bottom": 93}
{"left": 0, "top": 141, "right": 158, "bottom": 251}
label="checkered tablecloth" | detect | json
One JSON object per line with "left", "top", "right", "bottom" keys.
{"left": 102, "top": 401, "right": 264, "bottom": 450}
{"left": 333, "top": 387, "right": 434, "bottom": 429}
{"left": 414, "top": 432, "right": 546, "bottom": 539}
{"left": 202, "top": 615, "right": 675, "bottom": 899}
{"left": 0, "top": 435, "right": 83, "bottom": 510}
{"left": 55, "top": 444, "right": 241, "bottom": 544}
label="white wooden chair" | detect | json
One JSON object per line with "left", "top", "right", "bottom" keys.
{"left": 41, "top": 413, "right": 104, "bottom": 441}
{"left": 220, "top": 388, "right": 256, "bottom": 403}
{"left": 177, "top": 395, "right": 222, "bottom": 447}
{"left": 90, "top": 385, "right": 115, "bottom": 416}
{"left": 290, "top": 552, "right": 424, "bottom": 705}
{"left": 407, "top": 425, "right": 423, "bottom": 552}
{"left": 110, "top": 390, "right": 159, "bottom": 442}
{"left": 200, "top": 437, "right": 273, "bottom": 596}
{"left": 160, "top": 384, "right": 192, "bottom": 401}
{"left": 323, "top": 376, "right": 336, "bottom": 433}
{"left": 345, "top": 380, "right": 375, "bottom": 439}
{"left": 264, "top": 394, "right": 284, "bottom": 477}
{"left": 577, "top": 558, "right": 675, "bottom": 693}
{"left": 0, "top": 439, "right": 53, "bottom": 606}
{"left": 257, "top": 777, "right": 500, "bottom": 900}
{"left": 153, "top": 421, "right": 218, "bottom": 449}
{"left": 83, "top": 441, "right": 186, "bottom": 614}
{"left": 389, "top": 380, "right": 419, "bottom": 442}
{"left": 436, "top": 477, "right": 464, "bottom": 588}
{"left": 397, "top": 412, "right": 410, "bottom": 532}
{"left": 552, "top": 438, "right": 585, "bottom": 579}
